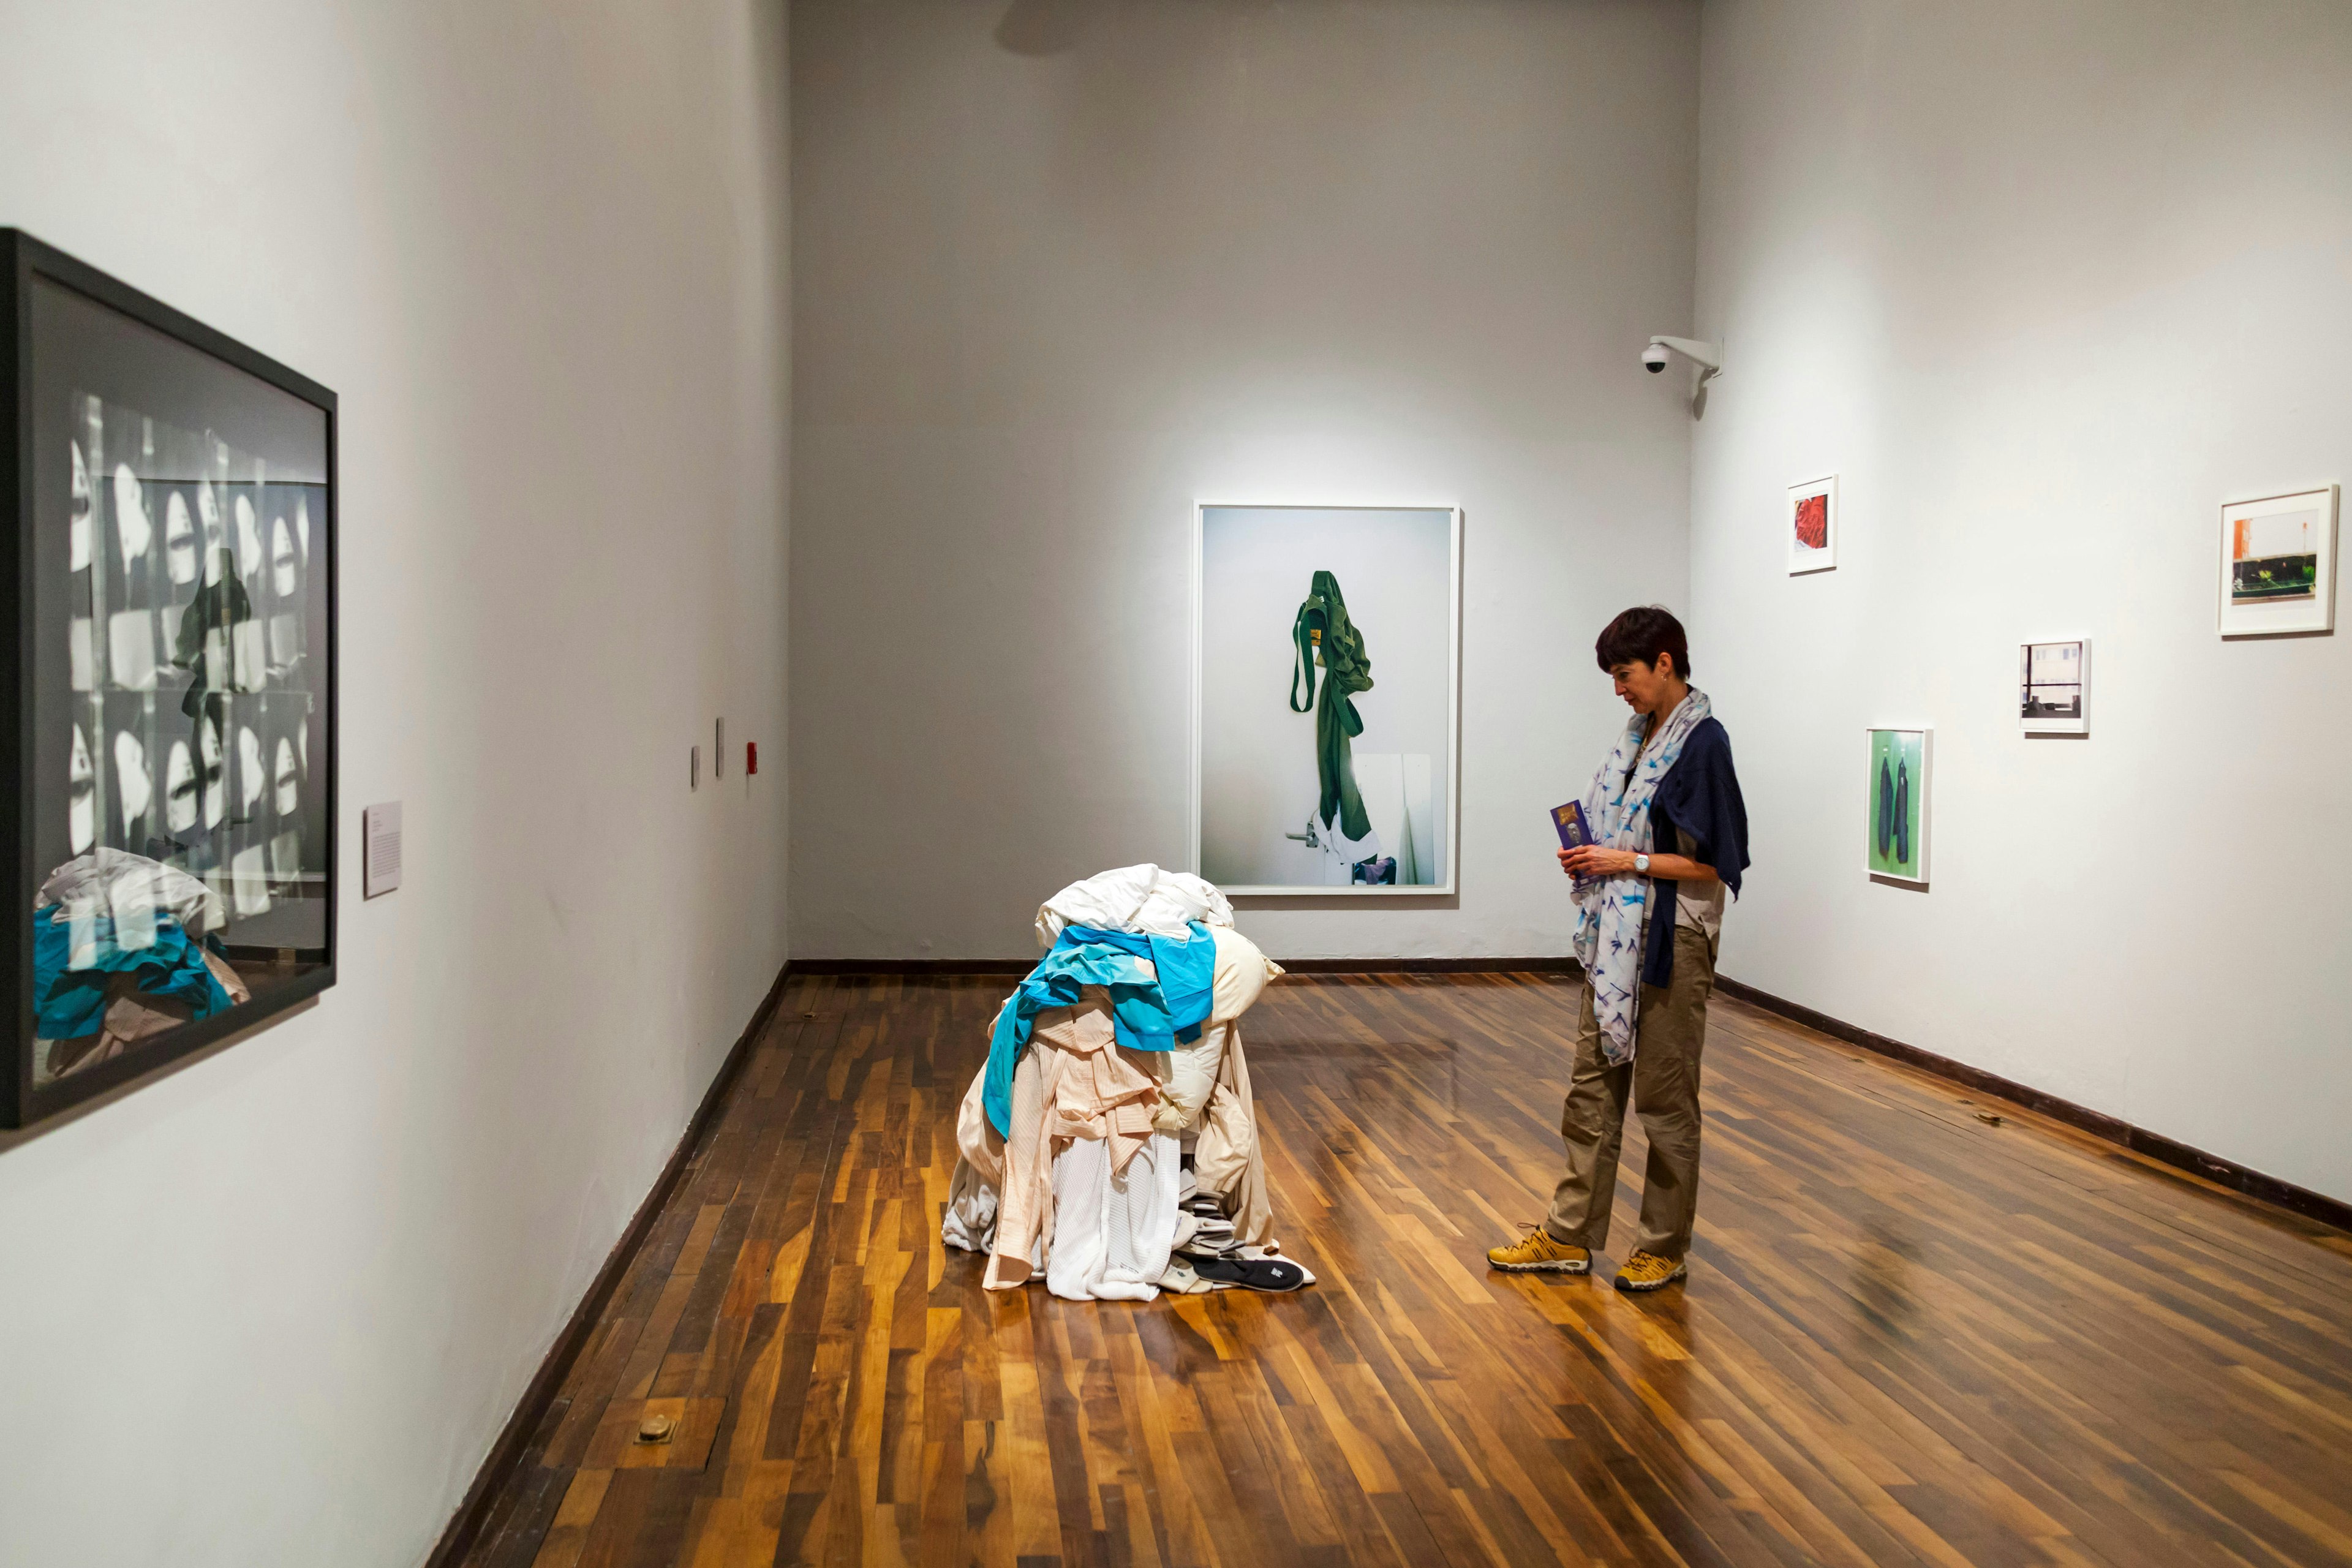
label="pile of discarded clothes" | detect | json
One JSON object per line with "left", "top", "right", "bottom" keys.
{"left": 32, "top": 847, "right": 249, "bottom": 1082}
{"left": 941, "top": 864, "right": 1309, "bottom": 1300}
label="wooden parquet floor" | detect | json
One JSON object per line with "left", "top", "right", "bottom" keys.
{"left": 457, "top": 971, "right": 2352, "bottom": 1567}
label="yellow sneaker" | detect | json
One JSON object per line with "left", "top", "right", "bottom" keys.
{"left": 1486, "top": 1226, "right": 1591, "bottom": 1274}
{"left": 1613, "top": 1250, "right": 1687, "bottom": 1292}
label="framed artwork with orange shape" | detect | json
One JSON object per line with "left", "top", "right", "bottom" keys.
{"left": 2219, "top": 486, "right": 2337, "bottom": 638}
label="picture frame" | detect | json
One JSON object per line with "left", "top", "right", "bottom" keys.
{"left": 1192, "top": 503, "right": 1461, "bottom": 897}
{"left": 4, "top": 228, "right": 339, "bottom": 1129}
{"left": 2020, "top": 638, "right": 2090, "bottom": 736}
{"left": 2218, "top": 485, "right": 2338, "bottom": 638}
{"left": 1788, "top": 473, "right": 1836, "bottom": 575}
{"left": 1864, "top": 725, "right": 1930, "bottom": 886}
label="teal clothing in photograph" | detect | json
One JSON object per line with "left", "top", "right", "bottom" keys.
{"left": 31, "top": 904, "right": 232, "bottom": 1041}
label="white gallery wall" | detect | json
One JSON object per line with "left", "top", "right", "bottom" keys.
{"left": 0, "top": 3, "right": 791, "bottom": 1564}
{"left": 1690, "top": 0, "right": 2352, "bottom": 1201}
{"left": 790, "top": 0, "right": 1702, "bottom": 959}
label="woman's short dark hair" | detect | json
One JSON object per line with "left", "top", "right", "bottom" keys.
{"left": 1595, "top": 605, "right": 1691, "bottom": 679}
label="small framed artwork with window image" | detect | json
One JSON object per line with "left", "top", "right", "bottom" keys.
{"left": 1865, "top": 726, "right": 1930, "bottom": 886}
{"left": 2020, "top": 638, "right": 2089, "bottom": 736}
{"left": 1788, "top": 475, "right": 1836, "bottom": 575}
{"left": 2218, "top": 486, "right": 2338, "bottom": 637}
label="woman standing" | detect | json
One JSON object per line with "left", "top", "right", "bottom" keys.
{"left": 1488, "top": 606, "right": 1749, "bottom": 1291}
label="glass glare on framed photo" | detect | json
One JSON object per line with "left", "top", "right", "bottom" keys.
{"left": 2019, "top": 638, "right": 2090, "bottom": 734}
{"left": 2218, "top": 486, "right": 2339, "bottom": 638}
{"left": 1788, "top": 475, "right": 1836, "bottom": 575}
{"left": 1196, "top": 505, "right": 1459, "bottom": 894}
{"left": 7, "top": 231, "right": 337, "bottom": 1127}
{"left": 1865, "top": 726, "right": 1930, "bottom": 885}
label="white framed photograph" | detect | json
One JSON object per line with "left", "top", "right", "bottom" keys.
{"left": 2020, "top": 638, "right": 2090, "bottom": 735}
{"left": 1864, "top": 725, "right": 1931, "bottom": 886}
{"left": 1788, "top": 474, "right": 1836, "bottom": 575}
{"left": 1193, "top": 504, "right": 1461, "bottom": 895}
{"left": 2218, "top": 485, "right": 2338, "bottom": 637}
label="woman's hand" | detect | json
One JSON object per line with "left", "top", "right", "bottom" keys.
{"left": 1560, "top": 845, "right": 1641, "bottom": 878}
{"left": 1558, "top": 846, "right": 1721, "bottom": 883}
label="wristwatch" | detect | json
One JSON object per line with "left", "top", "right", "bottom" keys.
{"left": 1634, "top": 853, "right": 1651, "bottom": 875}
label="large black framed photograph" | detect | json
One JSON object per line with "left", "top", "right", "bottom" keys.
{"left": 4, "top": 230, "right": 337, "bottom": 1128}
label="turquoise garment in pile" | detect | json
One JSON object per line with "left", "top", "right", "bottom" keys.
{"left": 982, "top": 922, "right": 1217, "bottom": 1138}
{"left": 31, "top": 903, "right": 233, "bottom": 1041}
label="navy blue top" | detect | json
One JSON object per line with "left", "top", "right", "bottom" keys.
{"left": 1640, "top": 717, "right": 1750, "bottom": 988}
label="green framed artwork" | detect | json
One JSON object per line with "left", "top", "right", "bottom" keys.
{"left": 1866, "top": 726, "right": 1931, "bottom": 885}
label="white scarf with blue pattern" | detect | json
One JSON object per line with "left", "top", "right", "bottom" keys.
{"left": 1573, "top": 688, "right": 1709, "bottom": 1065}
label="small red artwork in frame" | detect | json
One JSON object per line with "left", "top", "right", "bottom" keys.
{"left": 1793, "top": 493, "right": 1829, "bottom": 551}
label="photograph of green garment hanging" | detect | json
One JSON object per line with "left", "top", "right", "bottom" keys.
{"left": 1196, "top": 506, "right": 1460, "bottom": 895}
{"left": 1290, "top": 570, "right": 1374, "bottom": 844}
{"left": 1866, "top": 725, "right": 1931, "bottom": 885}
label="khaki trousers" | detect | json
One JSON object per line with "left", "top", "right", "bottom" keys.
{"left": 1543, "top": 925, "right": 1716, "bottom": 1261}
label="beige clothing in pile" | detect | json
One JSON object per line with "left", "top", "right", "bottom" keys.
{"left": 974, "top": 998, "right": 1159, "bottom": 1290}
{"left": 956, "top": 993, "right": 1276, "bottom": 1289}
{"left": 1190, "top": 1018, "right": 1273, "bottom": 1250}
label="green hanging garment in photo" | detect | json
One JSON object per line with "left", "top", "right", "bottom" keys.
{"left": 1877, "top": 756, "right": 1894, "bottom": 861}
{"left": 1289, "top": 570, "right": 1374, "bottom": 842}
{"left": 1894, "top": 758, "right": 1911, "bottom": 866}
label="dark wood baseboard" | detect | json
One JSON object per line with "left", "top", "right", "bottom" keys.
{"left": 422, "top": 957, "right": 796, "bottom": 1568}
{"left": 1714, "top": 974, "right": 2352, "bottom": 1237}
{"left": 1273, "top": 956, "right": 1580, "bottom": 974}
{"left": 788, "top": 958, "right": 1034, "bottom": 975}
{"left": 789, "top": 956, "right": 1581, "bottom": 976}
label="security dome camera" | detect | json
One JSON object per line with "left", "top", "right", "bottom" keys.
{"left": 1643, "top": 335, "right": 1724, "bottom": 417}
{"left": 1644, "top": 335, "right": 1722, "bottom": 379}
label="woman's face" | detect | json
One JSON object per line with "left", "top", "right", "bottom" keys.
{"left": 238, "top": 725, "right": 266, "bottom": 814}
{"left": 113, "top": 463, "right": 151, "bottom": 570}
{"left": 69, "top": 723, "right": 96, "bottom": 854}
{"left": 166, "top": 490, "right": 200, "bottom": 586}
{"left": 166, "top": 739, "right": 198, "bottom": 832}
{"left": 234, "top": 494, "right": 262, "bottom": 580}
{"left": 271, "top": 516, "right": 297, "bottom": 597}
{"left": 1608, "top": 655, "right": 1681, "bottom": 718}
{"left": 200, "top": 715, "right": 225, "bottom": 829}
{"left": 113, "top": 730, "right": 152, "bottom": 834}
{"left": 70, "top": 440, "right": 92, "bottom": 572}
